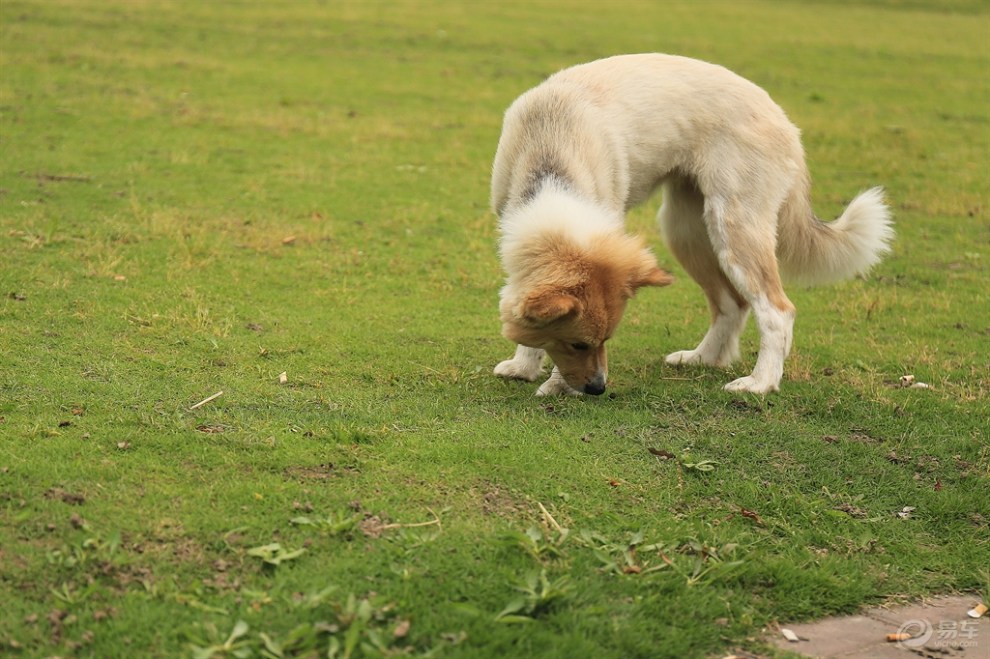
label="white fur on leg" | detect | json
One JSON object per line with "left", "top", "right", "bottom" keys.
{"left": 494, "top": 345, "right": 546, "bottom": 382}
{"left": 723, "top": 295, "right": 793, "bottom": 394}
{"left": 536, "top": 366, "right": 583, "bottom": 396}
{"left": 666, "top": 294, "right": 749, "bottom": 367}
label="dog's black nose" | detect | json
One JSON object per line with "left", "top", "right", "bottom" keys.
{"left": 584, "top": 381, "right": 606, "bottom": 396}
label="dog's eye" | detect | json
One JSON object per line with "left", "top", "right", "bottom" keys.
{"left": 570, "top": 342, "right": 590, "bottom": 351}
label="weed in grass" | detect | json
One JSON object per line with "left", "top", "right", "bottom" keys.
{"left": 495, "top": 569, "right": 573, "bottom": 624}
{"left": 290, "top": 510, "right": 362, "bottom": 537}
{"left": 184, "top": 619, "right": 252, "bottom": 659}
{"left": 503, "top": 524, "right": 570, "bottom": 562}
{"left": 184, "top": 589, "right": 427, "bottom": 659}
{"left": 664, "top": 539, "right": 747, "bottom": 588}
{"left": 245, "top": 543, "right": 307, "bottom": 569}
{"left": 45, "top": 528, "right": 121, "bottom": 572}
{"left": 579, "top": 529, "right": 670, "bottom": 576}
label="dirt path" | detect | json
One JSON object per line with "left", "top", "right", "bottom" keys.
{"left": 766, "top": 596, "right": 988, "bottom": 658}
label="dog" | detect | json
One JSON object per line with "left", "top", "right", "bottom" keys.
{"left": 491, "top": 54, "right": 893, "bottom": 395}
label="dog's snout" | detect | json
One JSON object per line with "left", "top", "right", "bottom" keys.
{"left": 584, "top": 377, "right": 607, "bottom": 396}
{"left": 584, "top": 383, "right": 606, "bottom": 396}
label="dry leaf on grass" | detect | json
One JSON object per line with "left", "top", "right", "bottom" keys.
{"left": 739, "top": 507, "right": 763, "bottom": 525}
{"left": 393, "top": 619, "right": 411, "bottom": 638}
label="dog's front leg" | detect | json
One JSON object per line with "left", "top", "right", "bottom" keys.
{"left": 535, "top": 366, "right": 583, "bottom": 397}
{"left": 494, "top": 345, "right": 546, "bottom": 382}
{"left": 723, "top": 294, "right": 794, "bottom": 394}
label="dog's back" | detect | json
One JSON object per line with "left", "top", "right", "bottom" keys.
{"left": 492, "top": 54, "right": 804, "bottom": 216}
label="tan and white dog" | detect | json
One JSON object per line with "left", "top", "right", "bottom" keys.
{"left": 491, "top": 54, "right": 893, "bottom": 396}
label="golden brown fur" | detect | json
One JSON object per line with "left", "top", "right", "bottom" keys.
{"left": 499, "top": 230, "right": 671, "bottom": 394}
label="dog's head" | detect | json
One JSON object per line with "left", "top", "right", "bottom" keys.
{"left": 500, "top": 233, "right": 672, "bottom": 395}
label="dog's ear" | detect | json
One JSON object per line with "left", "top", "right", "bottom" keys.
{"left": 519, "top": 289, "right": 581, "bottom": 326}
{"left": 632, "top": 266, "right": 674, "bottom": 289}
{"left": 629, "top": 249, "right": 674, "bottom": 292}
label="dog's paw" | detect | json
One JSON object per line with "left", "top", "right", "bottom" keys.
{"left": 494, "top": 359, "right": 543, "bottom": 382}
{"left": 666, "top": 348, "right": 734, "bottom": 368}
{"left": 723, "top": 375, "right": 779, "bottom": 395}
{"left": 665, "top": 349, "right": 706, "bottom": 366}
{"left": 535, "top": 373, "right": 583, "bottom": 397}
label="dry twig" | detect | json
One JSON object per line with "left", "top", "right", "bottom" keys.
{"left": 189, "top": 391, "right": 223, "bottom": 411}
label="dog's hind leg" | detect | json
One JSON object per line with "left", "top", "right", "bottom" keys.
{"left": 659, "top": 178, "right": 750, "bottom": 368}
{"left": 494, "top": 345, "right": 546, "bottom": 382}
{"left": 704, "top": 197, "right": 795, "bottom": 394}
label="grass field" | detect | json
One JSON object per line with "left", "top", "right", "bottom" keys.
{"left": 1, "top": 1, "right": 988, "bottom": 657}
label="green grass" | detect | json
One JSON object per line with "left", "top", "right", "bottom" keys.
{"left": 1, "top": 1, "right": 988, "bottom": 657}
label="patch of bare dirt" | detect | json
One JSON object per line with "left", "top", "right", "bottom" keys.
{"left": 473, "top": 481, "right": 530, "bottom": 519}
{"left": 44, "top": 487, "right": 86, "bottom": 505}
{"left": 283, "top": 463, "right": 358, "bottom": 481}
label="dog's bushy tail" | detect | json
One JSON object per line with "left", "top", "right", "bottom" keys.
{"left": 777, "top": 185, "right": 894, "bottom": 286}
